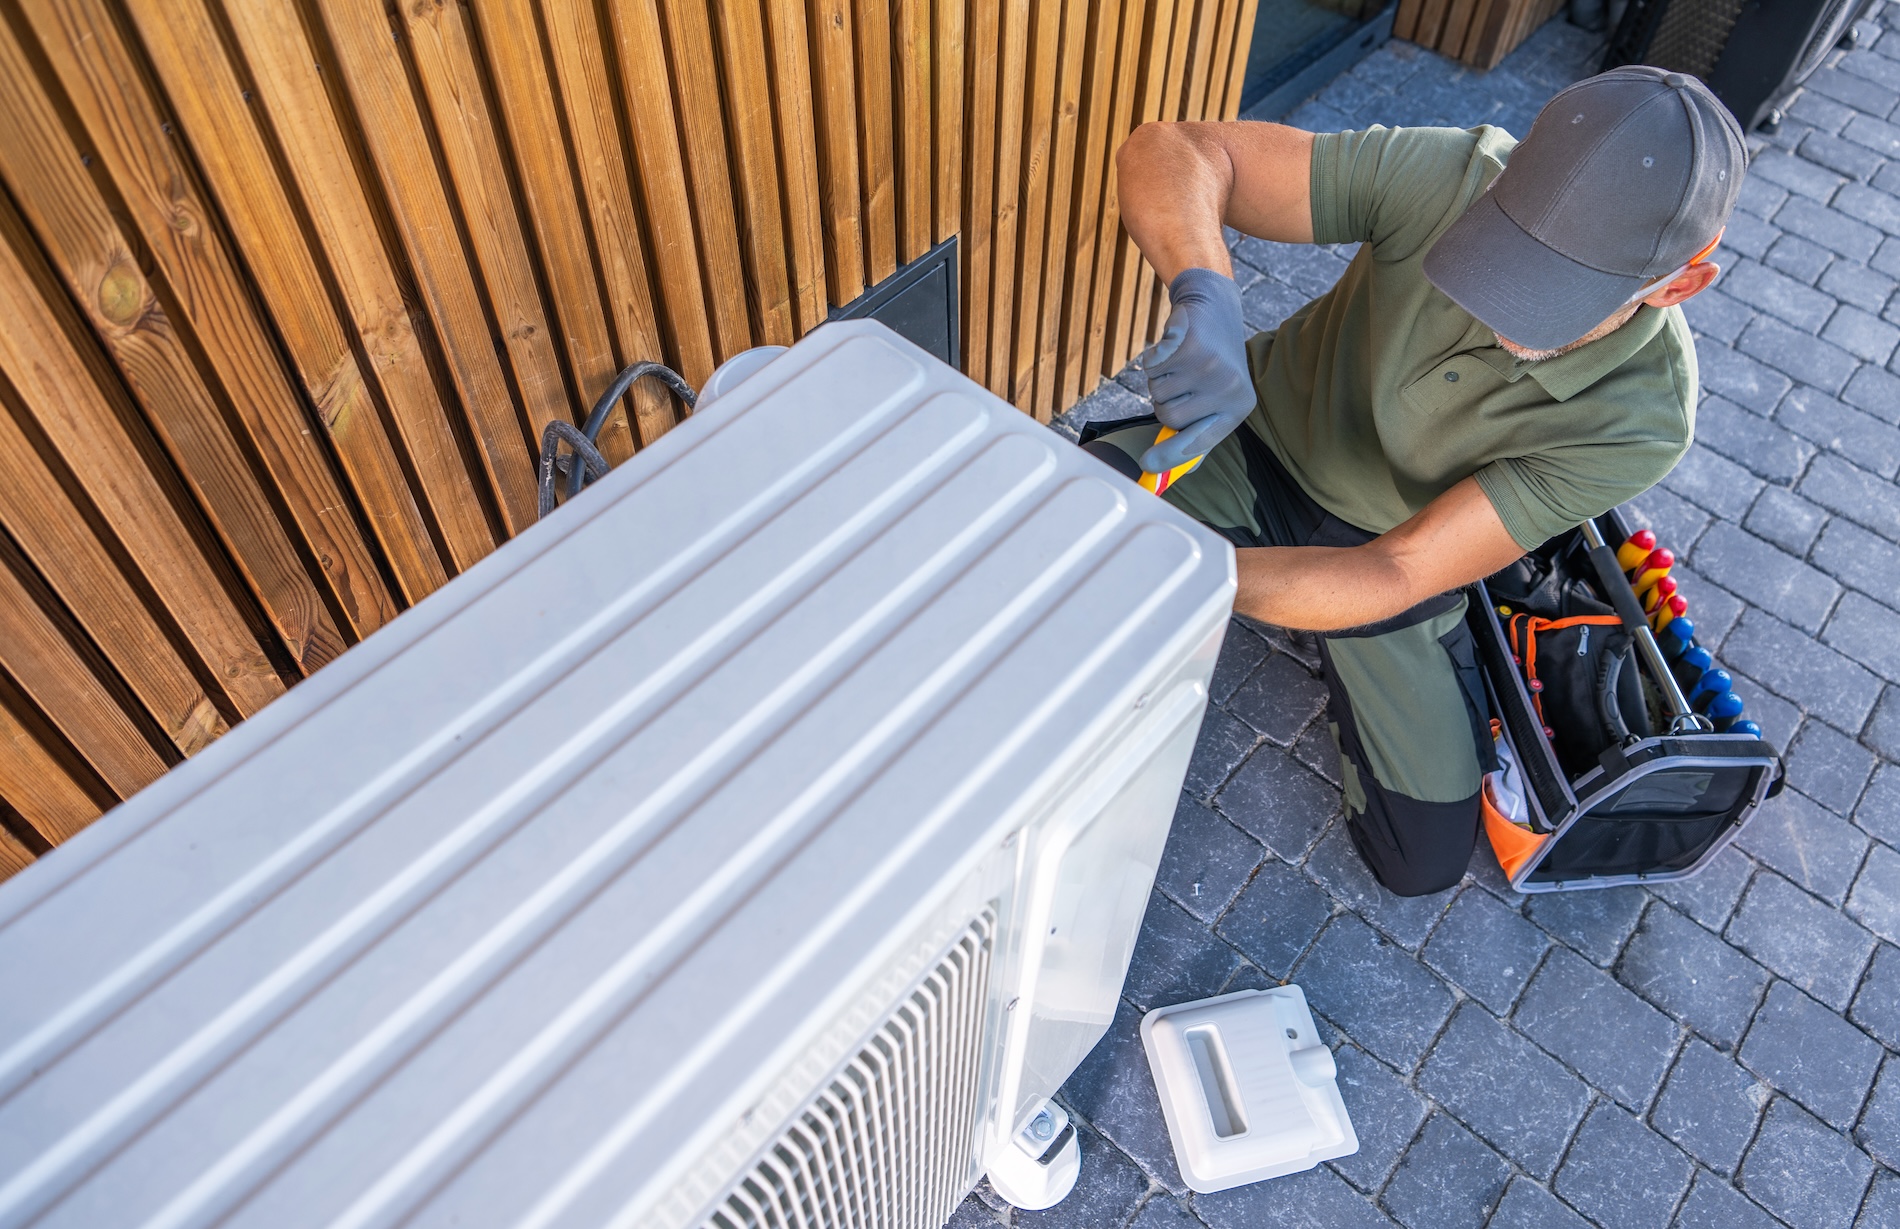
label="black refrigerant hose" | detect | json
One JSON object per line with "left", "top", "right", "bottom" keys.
{"left": 537, "top": 361, "right": 698, "bottom": 518}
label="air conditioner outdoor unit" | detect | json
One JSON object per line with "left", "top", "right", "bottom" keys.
{"left": 0, "top": 321, "right": 1235, "bottom": 1229}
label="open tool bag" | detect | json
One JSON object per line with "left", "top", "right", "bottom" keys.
{"left": 1469, "top": 508, "right": 1784, "bottom": 893}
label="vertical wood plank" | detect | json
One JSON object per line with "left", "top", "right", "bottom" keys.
{"left": 1079, "top": 0, "right": 1150, "bottom": 392}
{"left": 20, "top": 0, "right": 419, "bottom": 623}
{"left": 474, "top": 0, "right": 632, "bottom": 464}
{"left": 1220, "top": 0, "right": 1260, "bottom": 119}
{"left": 1182, "top": 0, "right": 1221, "bottom": 124}
{"left": 1027, "top": 0, "right": 1091, "bottom": 421}
{"left": 853, "top": 0, "right": 899, "bottom": 286}
{"left": 932, "top": 0, "right": 964, "bottom": 246}
{"left": 0, "top": 549, "right": 168, "bottom": 798}
{"left": 984, "top": 0, "right": 1031, "bottom": 396}
{"left": 1055, "top": 0, "right": 1122, "bottom": 409}
{"left": 657, "top": 0, "right": 754, "bottom": 360}
{"left": 310, "top": 0, "right": 540, "bottom": 549}
{"left": 1131, "top": 0, "right": 1200, "bottom": 350}
{"left": 1106, "top": 0, "right": 1181, "bottom": 371}
{"left": 960, "top": 0, "right": 1000, "bottom": 378}
{"left": 762, "top": 0, "right": 828, "bottom": 334}
{"left": 711, "top": 0, "right": 797, "bottom": 345}
{"left": 0, "top": 200, "right": 283, "bottom": 718}
{"left": 540, "top": 0, "right": 676, "bottom": 445}
{"left": 807, "top": 0, "right": 865, "bottom": 308}
{"left": 1005, "top": 0, "right": 1064, "bottom": 411}
{"left": 0, "top": 379, "right": 227, "bottom": 757}
{"left": 0, "top": 682, "right": 105, "bottom": 847}
{"left": 893, "top": 0, "right": 933, "bottom": 262}
{"left": 0, "top": 821, "right": 34, "bottom": 881}
{"left": 0, "top": 23, "right": 349, "bottom": 672}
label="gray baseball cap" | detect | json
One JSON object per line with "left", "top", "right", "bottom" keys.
{"left": 1423, "top": 66, "right": 1746, "bottom": 350}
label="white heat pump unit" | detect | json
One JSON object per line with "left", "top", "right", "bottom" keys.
{"left": 0, "top": 322, "right": 1235, "bottom": 1229}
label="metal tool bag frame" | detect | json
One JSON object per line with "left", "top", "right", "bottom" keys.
{"left": 1468, "top": 507, "right": 1784, "bottom": 893}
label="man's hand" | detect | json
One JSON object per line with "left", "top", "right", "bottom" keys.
{"left": 1140, "top": 269, "right": 1255, "bottom": 472}
{"left": 1234, "top": 477, "right": 1529, "bottom": 631}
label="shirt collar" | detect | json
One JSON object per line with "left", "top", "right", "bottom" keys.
{"left": 1518, "top": 305, "right": 1669, "bottom": 402}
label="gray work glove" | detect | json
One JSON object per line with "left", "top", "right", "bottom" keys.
{"left": 1139, "top": 267, "right": 1255, "bottom": 473}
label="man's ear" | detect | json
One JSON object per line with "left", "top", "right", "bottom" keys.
{"left": 1642, "top": 261, "right": 1720, "bottom": 308}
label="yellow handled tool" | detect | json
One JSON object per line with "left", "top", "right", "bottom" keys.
{"left": 1139, "top": 426, "right": 1204, "bottom": 496}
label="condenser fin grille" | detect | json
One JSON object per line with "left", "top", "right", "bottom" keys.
{"left": 705, "top": 911, "right": 995, "bottom": 1229}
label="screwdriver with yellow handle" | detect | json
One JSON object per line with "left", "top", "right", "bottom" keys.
{"left": 1139, "top": 426, "right": 1206, "bottom": 496}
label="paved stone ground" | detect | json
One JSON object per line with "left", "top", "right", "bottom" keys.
{"left": 954, "top": 8, "right": 1900, "bottom": 1228}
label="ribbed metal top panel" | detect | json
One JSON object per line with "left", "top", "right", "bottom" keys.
{"left": 0, "top": 323, "right": 1234, "bottom": 1229}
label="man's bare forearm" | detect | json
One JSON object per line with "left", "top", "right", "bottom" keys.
{"left": 1116, "top": 121, "right": 1319, "bottom": 285}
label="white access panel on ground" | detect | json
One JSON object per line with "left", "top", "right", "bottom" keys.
{"left": 0, "top": 321, "right": 1235, "bottom": 1229}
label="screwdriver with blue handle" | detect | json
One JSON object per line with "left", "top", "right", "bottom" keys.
{"left": 1138, "top": 268, "right": 1257, "bottom": 492}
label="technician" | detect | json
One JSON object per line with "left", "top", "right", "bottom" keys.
{"left": 1096, "top": 66, "right": 1745, "bottom": 896}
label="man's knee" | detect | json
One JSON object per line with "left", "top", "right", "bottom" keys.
{"left": 1342, "top": 782, "right": 1480, "bottom": 897}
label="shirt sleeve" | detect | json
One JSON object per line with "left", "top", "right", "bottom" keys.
{"left": 1308, "top": 126, "right": 1496, "bottom": 261}
{"left": 1475, "top": 438, "right": 1690, "bottom": 551}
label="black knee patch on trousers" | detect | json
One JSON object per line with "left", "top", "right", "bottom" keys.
{"left": 1326, "top": 688, "right": 1481, "bottom": 898}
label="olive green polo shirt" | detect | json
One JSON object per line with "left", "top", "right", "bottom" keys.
{"left": 1242, "top": 124, "right": 1697, "bottom": 550}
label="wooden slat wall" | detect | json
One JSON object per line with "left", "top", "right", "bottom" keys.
{"left": 0, "top": 0, "right": 1254, "bottom": 878}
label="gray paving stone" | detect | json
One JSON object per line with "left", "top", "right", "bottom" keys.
{"left": 1768, "top": 233, "right": 1841, "bottom": 285}
{"left": 1673, "top": 1170, "right": 1783, "bottom": 1229}
{"left": 1851, "top": 842, "right": 1900, "bottom": 947}
{"left": 1741, "top": 981, "right": 1885, "bottom": 1129}
{"left": 1622, "top": 487, "right": 1711, "bottom": 559}
{"left": 1800, "top": 452, "right": 1900, "bottom": 539}
{"left": 1214, "top": 856, "right": 1332, "bottom": 976}
{"left": 1123, "top": 891, "right": 1246, "bottom": 1012}
{"left": 1830, "top": 597, "right": 1900, "bottom": 693}
{"left": 1125, "top": 1193, "right": 1202, "bottom": 1229}
{"left": 1822, "top": 259, "right": 1900, "bottom": 313}
{"left": 1726, "top": 671, "right": 1806, "bottom": 753}
{"left": 1870, "top": 687, "right": 1900, "bottom": 762}
{"left": 1193, "top": 1162, "right": 1396, "bottom": 1229}
{"left": 1667, "top": 567, "right": 1746, "bottom": 652}
{"left": 1417, "top": 1003, "right": 1590, "bottom": 1178}
{"left": 1728, "top": 259, "right": 1839, "bottom": 331}
{"left": 1879, "top": 233, "right": 1900, "bottom": 278}
{"left": 1854, "top": 942, "right": 1900, "bottom": 1051}
{"left": 1721, "top": 209, "right": 1783, "bottom": 259}
{"left": 1780, "top": 196, "right": 1888, "bottom": 262}
{"left": 945, "top": 1194, "right": 1000, "bottom": 1228}
{"left": 1553, "top": 1102, "right": 1694, "bottom": 1229}
{"left": 1752, "top": 147, "right": 1851, "bottom": 201}
{"left": 1653, "top": 1038, "right": 1772, "bottom": 1175}
{"left": 1209, "top": 621, "right": 1271, "bottom": 706}
{"left": 1855, "top": 764, "right": 1900, "bottom": 846}
{"left": 1738, "top": 1097, "right": 1876, "bottom": 1229}
{"left": 1722, "top": 609, "right": 1884, "bottom": 733}
{"left": 1700, "top": 395, "right": 1818, "bottom": 484}
{"left": 1617, "top": 902, "right": 1771, "bottom": 1048}
{"left": 1788, "top": 718, "right": 1882, "bottom": 813}
{"left": 1241, "top": 278, "right": 1311, "bottom": 333}
{"left": 1514, "top": 946, "right": 1679, "bottom": 1111}
{"left": 1843, "top": 362, "right": 1900, "bottom": 423}
{"left": 1695, "top": 340, "right": 1795, "bottom": 414}
{"left": 1016, "top": 1124, "right": 1151, "bottom": 1229}
{"left": 1328, "top": 1044, "right": 1429, "bottom": 1193}
{"left": 1815, "top": 516, "right": 1900, "bottom": 607}
{"left": 1737, "top": 170, "right": 1793, "bottom": 218}
{"left": 1691, "top": 522, "right": 1841, "bottom": 633}
{"left": 1525, "top": 886, "right": 1648, "bottom": 967}
{"left": 1843, "top": 44, "right": 1900, "bottom": 90}
{"left": 1421, "top": 888, "right": 1547, "bottom": 1013}
{"left": 1648, "top": 844, "right": 1756, "bottom": 930}
{"left": 1745, "top": 486, "right": 1830, "bottom": 555}
{"left": 1663, "top": 444, "right": 1767, "bottom": 523}
{"left": 1681, "top": 287, "right": 1755, "bottom": 343}
{"left": 1780, "top": 385, "right": 1900, "bottom": 478}
{"left": 1291, "top": 914, "right": 1455, "bottom": 1073}
{"left": 1858, "top": 1171, "right": 1900, "bottom": 1229}
{"left": 1061, "top": 998, "right": 1188, "bottom": 1194}
{"left": 1291, "top": 724, "right": 1342, "bottom": 787}
{"left": 1214, "top": 745, "right": 1338, "bottom": 861}
{"left": 1379, "top": 1113, "right": 1511, "bottom": 1229}
{"left": 1839, "top": 183, "right": 1900, "bottom": 234}
{"left": 1225, "top": 652, "right": 1329, "bottom": 746}
{"left": 1183, "top": 708, "right": 1258, "bottom": 800}
{"left": 1810, "top": 66, "right": 1900, "bottom": 120}
{"left": 1827, "top": 303, "right": 1900, "bottom": 363}
{"left": 1156, "top": 797, "right": 1268, "bottom": 924}
{"left": 1846, "top": 113, "right": 1900, "bottom": 160}
{"left": 1855, "top": 1056, "right": 1900, "bottom": 1169}
{"left": 1807, "top": 128, "right": 1895, "bottom": 179}
{"left": 1303, "top": 823, "right": 1457, "bottom": 951}
{"left": 1729, "top": 871, "right": 1879, "bottom": 1010}
{"left": 1737, "top": 785, "right": 1873, "bottom": 904}
{"left": 1742, "top": 315, "right": 1864, "bottom": 392}
{"left": 1486, "top": 1178, "right": 1589, "bottom": 1229}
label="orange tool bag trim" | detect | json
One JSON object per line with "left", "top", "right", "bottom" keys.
{"left": 1505, "top": 612, "right": 1623, "bottom": 726}
{"left": 1479, "top": 717, "right": 1548, "bottom": 879}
